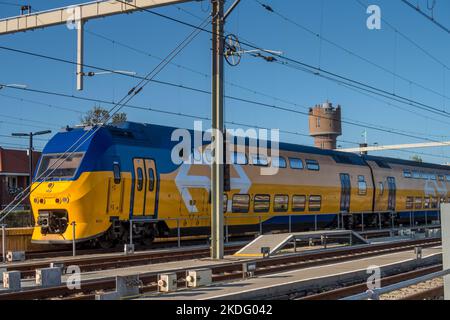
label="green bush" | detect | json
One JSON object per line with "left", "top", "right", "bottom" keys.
{"left": 2, "top": 210, "right": 34, "bottom": 228}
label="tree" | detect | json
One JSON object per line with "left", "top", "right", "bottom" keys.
{"left": 410, "top": 155, "right": 423, "bottom": 163}
{"left": 81, "top": 106, "right": 127, "bottom": 126}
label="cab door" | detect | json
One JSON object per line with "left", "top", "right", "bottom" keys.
{"left": 132, "top": 158, "right": 146, "bottom": 216}
{"left": 144, "top": 159, "right": 158, "bottom": 217}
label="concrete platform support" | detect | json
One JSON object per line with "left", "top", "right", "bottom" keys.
{"left": 441, "top": 204, "right": 450, "bottom": 300}
{"left": 6, "top": 251, "right": 25, "bottom": 262}
{"left": 36, "top": 267, "right": 62, "bottom": 287}
{"left": 158, "top": 273, "right": 177, "bottom": 292}
{"left": 3, "top": 271, "right": 21, "bottom": 291}
{"left": 186, "top": 269, "right": 212, "bottom": 288}
{"left": 96, "top": 275, "right": 141, "bottom": 300}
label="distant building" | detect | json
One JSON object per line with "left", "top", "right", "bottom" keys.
{"left": 0, "top": 147, "right": 41, "bottom": 209}
{"left": 309, "top": 102, "right": 342, "bottom": 150}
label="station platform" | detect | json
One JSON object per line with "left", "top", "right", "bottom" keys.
{"left": 137, "top": 246, "right": 442, "bottom": 300}
{"left": 234, "top": 230, "right": 368, "bottom": 257}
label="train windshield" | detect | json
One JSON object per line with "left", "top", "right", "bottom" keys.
{"left": 36, "top": 153, "right": 85, "bottom": 180}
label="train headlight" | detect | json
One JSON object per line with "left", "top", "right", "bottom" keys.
{"left": 39, "top": 198, "right": 45, "bottom": 204}
{"left": 33, "top": 198, "right": 38, "bottom": 204}
{"left": 55, "top": 198, "right": 60, "bottom": 204}
{"left": 62, "top": 197, "right": 69, "bottom": 203}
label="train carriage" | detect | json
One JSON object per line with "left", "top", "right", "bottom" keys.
{"left": 29, "top": 122, "right": 450, "bottom": 247}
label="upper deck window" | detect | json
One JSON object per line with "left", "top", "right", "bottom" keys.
{"left": 271, "top": 156, "right": 287, "bottom": 168}
{"left": 306, "top": 159, "right": 320, "bottom": 171}
{"left": 289, "top": 158, "right": 304, "bottom": 170}
{"left": 251, "top": 154, "right": 268, "bottom": 166}
{"left": 36, "top": 152, "right": 84, "bottom": 180}
{"left": 403, "top": 170, "right": 412, "bottom": 178}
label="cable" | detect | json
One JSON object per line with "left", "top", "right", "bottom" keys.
{"left": 110, "top": 0, "right": 450, "bottom": 120}
{"left": 252, "top": 0, "right": 450, "bottom": 103}
{"left": 400, "top": 0, "right": 450, "bottom": 35}
{"left": 85, "top": 26, "right": 450, "bottom": 137}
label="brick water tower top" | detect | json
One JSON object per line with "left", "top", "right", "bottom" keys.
{"left": 309, "top": 102, "right": 342, "bottom": 150}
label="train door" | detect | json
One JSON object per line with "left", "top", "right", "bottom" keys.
{"left": 144, "top": 159, "right": 158, "bottom": 217}
{"left": 132, "top": 158, "right": 146, "bottom": 216}
{"left": 340, "top": 173, "right": 351, "bottom": 212}
{"left": 387, "top": 177, "right": 396, "bottom": 211}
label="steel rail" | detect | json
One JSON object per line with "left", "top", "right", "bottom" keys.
{"left": 0, "top": 237, "right": 440, "bottom": 300}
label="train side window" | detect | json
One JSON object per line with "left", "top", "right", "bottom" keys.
{"left": 412, "top": 171, "right": 420, "bottom": 179}
{"left": 289, "top": 158, "right": 304, "bottom": 170}
{"left": 414, "top": 197, "right": 422, "bottom": 209}
{"left": 292, "top": 195, "right": 306, "bottom": 212}
{"left": 424, "top": 197, "right": 430, "bottom": 209}
{"left": 358, "top": 176, "right": 367, "bottom": 195}
{"left": 439, "top": 175, "right": 444, "bottom": 181}
{"left": 254, "top": 194, "right": 270, "bottom": 213}
{"left": 403, "top": 170, "right": 412, "bottom": 178}
{"left": 251, "top": 154, "right": 268, "bottom": 166}
{"left": 406, "top": 197, "right": 413, "bottom": 209}
{"left": 431, "top": 197, "right": 438, "bottom": 209}
{"left": 232, "top": 194, "right": 250, "bottom": 213}
{"left": 378, "top": 182, "right": 384, "bottom": 195}
{"left": 113, "top": 162, "right": 121, "bottom": 184}
{"left": 306, "top": 159, "right": 320, "bottom": 171}
{"left": 308, "top": 195, "right": 321, "bottom": 212}
{"left": 446, "top": 175, "right": 450, "bottom": 182}
{"left": 232, "top": 152, "right": 248, "bottom": 165}
{"left": 136, "top": 167, "right": 144, "bottom": 191}
{"left": 274, "top": 195, "right": 289, "bottom": 212}
{"left": 148, "top": 168, "right": 155, "bottom": 191}
{"left": 430, "top": 174, "right": 437, "bottom": 181}
{"left": 271, "top": 156, "right": 287, "bottom": 168}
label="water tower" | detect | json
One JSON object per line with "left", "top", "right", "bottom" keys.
{"left": 309, "top": 102, "right": 342, "bottom": 150}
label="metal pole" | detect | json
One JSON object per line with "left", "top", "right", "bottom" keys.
{"left": 29, "top": 133, "right": 33, "bottom": 186}
{"left": 77, "top": 19, "right": 84, "bottom": 91}
{"left": 378, "top": 212, "right": 382, "bottom": 230}
{"left": 129, "top": 220, "right": 133, "bottom": 246}
{"left": 425, "top": 211, "right": 428, "bottom": 226}
{"left": 361, "top": 213, "right": 364, "bottom": 232}
{"left": 259, "top": 215, "right": 262, "bottom": 235}
{"left": 71, "top": 221, "right": 76, "bottom": 257}
{"left": 1, "top": 224, "right": 6, "bottom": 263}
{"left": 177, "top": 218, "right": 181, "bottom": 248}
{"left": 314, "top": 215, "right": 317, "bottom": 231}
{"left": 225, "top": 217, "right": 229, "bottom": 243}
{"left": 210, "top": 0, "right": 225, "bottom": 260}
{"left": 288, "top": 215, "right": 292, "bottom": 233}
{"left": 410, "top": 211, "right": 413, "bottom": 228}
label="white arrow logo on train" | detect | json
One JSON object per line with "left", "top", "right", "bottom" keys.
{"left": 175, "top": 155, "right": 251, "bottom": 213}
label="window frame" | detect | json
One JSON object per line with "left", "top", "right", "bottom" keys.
{"left": 232, "top": 194, "right": 250, "bottom": 213}
{"left": 271, "top": 156, "right": 287, "bottom": 169}
{"left": 308, "top": 195, "right": 322, "bottom": 212}
{"left": 289, "top": 158, "right": 304, "bottom": 170}
{"left": 253, "top": 194, "right": 270, "bottom": 213}
{"left": 273, "top": 194, "right": 289, "bottom": 212}
{"left": 406, "top": 196, "right": 414, "bottom": 209}
{"left": 136, "top": 167, "right": 144, "bottom": 191}
{"left": 414, "top": 197, "right": 423, "bottom": 209}
{"left": 292, "top": 195, "right": 306, "bottom": 212}
{"left": 305, "top": 159, "right": 320, "bottom": 171}
{"left": 232, "top": 152, "right": 248, "bottom": 165}
{"left": 250, "top": 154, "right": 269, "bottom": 167}
{"left": 357, "top": 175, "right": 367, "bottom": 196}
{"left": 148, "top": 168, "right": 155, "bottom": 191}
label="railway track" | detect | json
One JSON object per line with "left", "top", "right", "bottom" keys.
{"left": 298, "top": 264, "right": 443, "bottom": 300}
{"left": 0, "top": 237, "right": 441, "bottom": 300}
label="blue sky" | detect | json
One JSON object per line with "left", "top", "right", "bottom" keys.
{"left": 1, "top": 0, "right": 450, "bottom": 164}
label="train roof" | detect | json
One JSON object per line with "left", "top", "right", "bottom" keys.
{"left": 57, "top": 121, "right": 450, "bottom": 172}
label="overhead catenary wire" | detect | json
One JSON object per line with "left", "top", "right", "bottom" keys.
{"left": 252, "top": 0, "right": 450, "bottom": 103}
{"left": 110, "top": 0, "right": 450, "bottom": 119}
{"left": 400, "top": 0, "right": 450, "bottom": 35}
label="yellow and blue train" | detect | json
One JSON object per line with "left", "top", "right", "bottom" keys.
{"left": 30, "top": 122, "right": 450, "bottom": 247}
